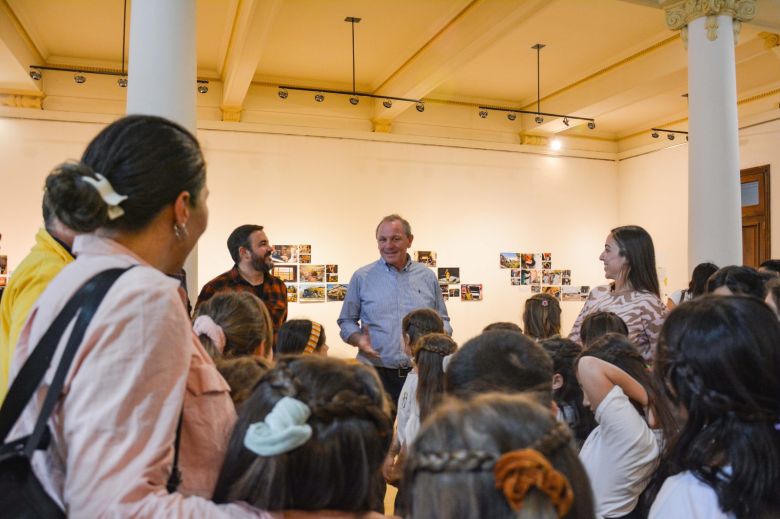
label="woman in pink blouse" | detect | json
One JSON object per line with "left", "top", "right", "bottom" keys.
{"left": 569, "top": 225, "right": 666, "bottom": 361}
{"left": 7, "top": 116, "right": 268, "bottom": 517}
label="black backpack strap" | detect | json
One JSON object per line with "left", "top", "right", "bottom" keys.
{"left": 0, "top": 267, "right": 132, "bottom": 446}
{"left": 166, "top": 411, "right": 184, "bottom": 493}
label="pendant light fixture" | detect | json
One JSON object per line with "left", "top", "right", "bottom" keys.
{"left": 479, "top": 43, "right": 596, "bottom": 130}
{"left": 278, "top": 17, "right": 424, "bottom": 111}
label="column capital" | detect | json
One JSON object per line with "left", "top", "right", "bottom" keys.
{"left": 661, "top": 0, "right": 757, "bottom": 44}
{"left": 758, "top": 31, "right": 780, "bottom": 49}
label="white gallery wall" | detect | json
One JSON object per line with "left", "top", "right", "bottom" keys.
{"left": 5, "top": 115, "right": 779, "bottom": 358}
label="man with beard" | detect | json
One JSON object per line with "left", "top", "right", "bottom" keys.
{"left": 196, "top": 224, "right": 287, "bottom": 335}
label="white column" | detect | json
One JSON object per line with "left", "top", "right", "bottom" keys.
{"left": 126, "top": 0, "right": 199, "bottom": 303}
{"left": 687, "top": 14, "right": 742, "bottom": 269}
{"left": 662, "top": 0, "right": 756, "bottom": 271}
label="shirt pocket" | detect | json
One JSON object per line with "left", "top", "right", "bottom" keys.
{"left": 186, "top": 362, "right": 231, "bottom": 396}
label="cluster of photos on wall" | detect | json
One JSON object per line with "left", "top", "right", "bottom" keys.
{"left": 270, "top": 244, "right": 347, "bottom": 304}
{"left": 413, "top": 251, "right": 483, "bottom": 302}
{"left": 499, "top": 252, "right": 589, "bottom": 302}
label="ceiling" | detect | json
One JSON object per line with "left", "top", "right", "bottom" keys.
{"left": 2, "top": 0, "right": 780, "bottom": 152}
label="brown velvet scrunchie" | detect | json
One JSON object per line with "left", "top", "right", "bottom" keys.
{"left": 493, "top": 448, "right": 574, "bottom": 517}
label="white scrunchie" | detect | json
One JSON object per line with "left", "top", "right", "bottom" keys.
{"left": 81, "top": 173, "right": 128, "bottom": 220}
{"left": 193, "top": 315, "right": 227, "bottom": 354}
{"left": 243, "top": 396, "right": 312, "bottom": 456}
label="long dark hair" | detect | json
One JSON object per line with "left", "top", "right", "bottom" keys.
{"left": 445, "top": 330, "right": 553, "bottom": 407}
{"left": 404, "top": 393, "right": 595, "bottom": 519}
{"left": 579, "top": 311, "right": 628, "bottom": 348}
{"left": 403, "top": 308, "right": 444, "bottom": 347}
{"left": 413, "top": 333, "right": 457, "bottom": 422}
{"left": 706, "top": 265, "right": 767, "bottom": 300}
{"left": 688, "top": 262, "right": 718, "bottom": 297}
{"left": 540, "top": 337, "right": 596, "bottom": 444}
{"left": 611, "top": 225, "right": 660, "bottom": 296}
{"left": 275, "top": 319, "right": 325, "bottom": 355}
{"left": 212, "top": 356, "right": 392, "bottom": 511}
{"left": 523, "top": 293, "right": 561, "bottom": 340}
{"left": 648, "top": 296, "right": 780, "bottom": 518}
{"left": 44, "top": 115, "right": 205, "bottom": 233}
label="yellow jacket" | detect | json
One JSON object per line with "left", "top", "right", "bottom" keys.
{"left": 0, "top": 228, "right": 73, "bottom": 404}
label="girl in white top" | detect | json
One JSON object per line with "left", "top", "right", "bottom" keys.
{"left": 577, "top": 334, "right": 676, "bottom": 519}
{"left": 647, "top": 296, "right": 780, "bottom": 519}
{"left": 665, "top": 262, "right": 717, "bottom": 311}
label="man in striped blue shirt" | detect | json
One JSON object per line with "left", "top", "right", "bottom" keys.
{"left": 338, "top": 214, "right": 452, "bottom": 404}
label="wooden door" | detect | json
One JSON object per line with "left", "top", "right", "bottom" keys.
{"left": 741, "top": 165, "right": 770, "bottom": 267}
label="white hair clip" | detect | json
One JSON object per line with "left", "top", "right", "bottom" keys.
{"left": 82, "top": 173, "right": 128, "bottom": 220}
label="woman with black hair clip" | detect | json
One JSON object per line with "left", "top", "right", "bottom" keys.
{"left": 647, "top": 296, "right": 780, "bottom": 519}
{"left": 665, "top": 262, "right": 718, "bottom": 310}
{"left": 569, "top": 225, "right": 666, "bottom": 361}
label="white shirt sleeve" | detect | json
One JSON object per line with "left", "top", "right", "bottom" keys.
{"left": 650, "top": 472, "right": 733, "bottom": 519}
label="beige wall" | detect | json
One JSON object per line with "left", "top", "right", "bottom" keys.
{"left": 0, "top": 117, "right": 620, "bottom": 358}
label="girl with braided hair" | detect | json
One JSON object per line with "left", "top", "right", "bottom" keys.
{"left": 576, "top": 333, "right": 676, "bottom": 518}
{"left": 647, "top": 296, "right": 780, "bottom": 519}
{"left": 213, "top": 355, "right": 397, "bottom": 518}
{"left": 404, "top": 392, "right": 595, "bottom": 519}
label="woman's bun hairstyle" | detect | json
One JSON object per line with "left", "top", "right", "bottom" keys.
{"left": 44, "top": 161, "right": 108, "bottom": 233}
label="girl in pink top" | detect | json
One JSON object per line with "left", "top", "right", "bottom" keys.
{"left": 7, "top": 116, "right": 268, "bottom": 517}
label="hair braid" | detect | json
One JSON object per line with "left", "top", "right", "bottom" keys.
{"left": 309, "top": 390, "right": 390, "bottom": 433}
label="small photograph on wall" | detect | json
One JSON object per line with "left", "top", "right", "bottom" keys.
{"left": 542, "top": 261, "right": 552, "bottom": 270}
{"left": 300, "top": 265, "right": 325, "bottom": 283}
{"left": 299, "top": 253, "right": 312, "bottom": 264}
{"left": 440, "top": 285, "right": 449, "bottom": 301}
{"left": 437, "top": 267, "right": 460, "bottom": 285}
{"left": 415, "top": 251, "right": 437, "bottom": 267}
{"left": 542, "top": 252, "right": 552, "bottom": 262}
{"left": 542, "top": 269, "right": 562, "bottom": 285}
{"left": 326, "top": 264, "right": 338, "bottom": 283}
{"left": 448, "top": 288, "right": 460, "bottom": 298}
{"left": 327, "top": 273, "right": 338, "bottom": 283}
{"left": 520, "top": 269, "right": 533, "bottom": 285}
{"left": 0, "top": 255, "right": 6, "bottom": 275}
{"left": 562, "top": 270, "right": 572, "bottom": 285}
{"left": 299, "top": 244, "right": 312, "bottom": 254}
{"left": 542, "top": 285, "right": 562, "bottom": 301}
{"left": 511, "top": 277, "right": 524, "bottom": 286}
{"left": 327, "top": 283, "right": 348, "bottom": 302}
{"left": 531, "top": 285, "right": 541, "bottom": 294}
{"left": 562, "top": 285, "right": 590, "bottom": 302}
{"left": 500, "top": 252, "right": 521, "bottom": 269}
{"left": 0, "top": 276, "right": 6, "bottom": 287}
{"left": 272, "top": 265, "right": 298, "bottom": 283}
{"left": 271, "top": 245, "right": 298, "bottom": 264}
{"left": 461, "top": 284, "right": 483, "bottom": 301}
{"left": 521, "top": 253, "right": 541, "bottom": 269}
{"left": 530, "top": 269, "right": 543, "bottom": 285}
{"left": 286, "top": 284, "right": 298, "bottom": 303}
{"left": 300, "top": 284, "right": 326, "bottom": 303}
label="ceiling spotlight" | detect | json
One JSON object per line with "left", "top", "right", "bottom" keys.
{"left": 668, "top": 133, "right": 675, "bottom": 140}
{"left": 550, "top": 139, "right": 562, "bottom": 151}
{"left": 349, "top": 96, "right": 359, "bottom": 105}
{"left": 415, "top": 102, "right": 425, "bottom": 113}
{"left": 117, "top": 77, "right": 128, "bottom": 88}
{"left": 74, "top": 73, "right": 86, "bottom": 84}
{"left": 382, "top": 99, "right": 392, "bottom": 108}
{"left": 197, "top": 82, "right": 209, "bottom": 94}
{"left": 507, "top": 112, "right": 517, "bottom": 121}
{"left": 314, "top": 93, "right": 324, "bottom": 102}
{"left": 29, "top": 70, "right": 41, "bottom": 81}
{"left": 587, "top": 121, "right": 596, "bottom": 130}
{"left": 563, "top": 117, "right": 569, "bottom": 127}
{"left": 479, "top": 110, "right": 488, "bottom": 119}
{"left": 534, "top": 115, "right": 544, "bottom": 124}
{"left": 278, "top": 88, "right": 288, "bottom": 99}
{"left": 651, "top": 132, "right": 659, "bottom": 138}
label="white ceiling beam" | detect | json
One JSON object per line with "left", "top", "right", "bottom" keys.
{"left": 220, "top": 0, "right": 281, "bottom": 120}
{"left": 0, "top": 0, "right": 43, "bottom": 93}
{"left": 532, "top": 34, "right": 771, "bottom": 134}
{"left": 371, "top": 0, "right": 552, "bottom": 123}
